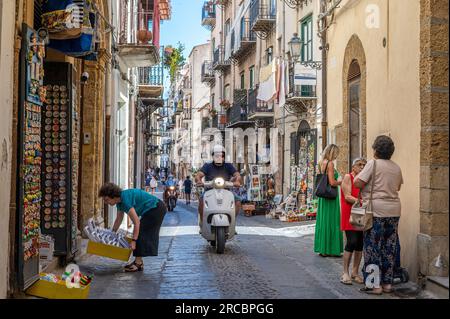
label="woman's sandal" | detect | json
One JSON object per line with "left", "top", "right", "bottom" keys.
{"left": 124, "top": 261, "right": 144, "bottom": 272}
{"left": 351, "top": 274, "right": 364, "bottom": 284}
{"left": 359, "top": 287, "right": 382, "bottom": 295}
{"left": 340, "top": 275, "right": 353, "bottom": 285}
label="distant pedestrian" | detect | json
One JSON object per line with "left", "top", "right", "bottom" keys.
{"left": 178, "top": 178, "right": 184, "bottom": 199}
{"left": 183, "top": 176, "right": 193, "bottom": 205}
{"left": 150, "top": 176, "right": 158, "bottom": 194}
{"left": 99, "top": 183, "right": 167, "bottom": 272}
{"left": 314, "top": 144, "right": 343, "bottom": 257}
{"left": 339, "top": 157, "right": 367, "bottom": 285}
{"left": 144, "top": 170, "right": 151, "bottom": 193}
{"left": 355, "top": 135, "right": 403, "bottom": 295}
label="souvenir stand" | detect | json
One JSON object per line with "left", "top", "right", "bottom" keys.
{"left": 18, "top": 0, "right": 99, "bottom": 297}
{"left": 244, "top": 164, "right": 274, "bottom": 216}
{"left": 287, "top": 126, "right": 318, "bottom": 221}
{"left": 18, "top": 24, "right": 47, "bottom": 289}
{"left": 41, "top": 62, "right": 76, "bottom": 258}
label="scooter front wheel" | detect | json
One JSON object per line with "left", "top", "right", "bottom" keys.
{"left": 215, "top": 227, "right": 226, "bottom": 254}
{"left": 210, "top": 240, "right": 216, "bottom": 247}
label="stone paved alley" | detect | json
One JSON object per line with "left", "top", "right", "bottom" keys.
{"left": 75, "top": 193, "right": 421, "bottom": 299}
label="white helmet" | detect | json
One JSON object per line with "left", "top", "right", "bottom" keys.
{"left": 211, "top": 144, "right": 225, "bottom": 156}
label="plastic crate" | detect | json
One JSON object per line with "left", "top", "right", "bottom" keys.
{"left": 26, "top": 276, "right": 91, "bottom": 299}
{"left": 86, "top": 239, "right": 132, "bottom": 262}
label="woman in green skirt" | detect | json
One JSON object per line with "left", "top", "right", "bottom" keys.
{"left": 314, "top": 144, "right": 343, "bottom": 257}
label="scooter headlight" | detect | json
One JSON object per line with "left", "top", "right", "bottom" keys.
{"left": 169, "top": 186, "right": 175, "bottom": 190}
{"left": 214, "top": 177, "right": 225, "bottom": 188}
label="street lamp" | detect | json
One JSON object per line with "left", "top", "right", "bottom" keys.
{"left": 288, "top": 33, "right": 322, "bottom": 70}
{"left": 288, "top": 33, "right": 302, "bottom": 62}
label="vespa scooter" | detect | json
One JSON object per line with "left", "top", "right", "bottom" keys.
{"left": 200, "top": 177, "right": 236, "bottom": 254}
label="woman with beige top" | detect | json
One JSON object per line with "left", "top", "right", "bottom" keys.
{"left": 354, "top": 135, "right": 403, "bottom": 295}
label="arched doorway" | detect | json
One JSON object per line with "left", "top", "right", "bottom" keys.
{"left": 337, "top": 34, "right": 367, "bottom": 175}
{"left": 289, "top": 120, "right": 318, "bottom": 208}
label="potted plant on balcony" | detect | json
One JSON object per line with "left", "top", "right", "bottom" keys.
{"left": 220, "top": 99, "right": 231, "bottom": 110}
{"left": 137, "top": 29, "right": 153, "bottom": 43}
{"left": 210, "top": 108, "right": 218, "bottom": 117}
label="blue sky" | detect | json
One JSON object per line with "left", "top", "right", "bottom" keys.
{"left": 160, "top": 0, "right": 210, "bottom": 97}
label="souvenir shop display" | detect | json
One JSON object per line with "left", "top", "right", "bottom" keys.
{"left": 40, "top": 61, "right": 77, "bottom": 258}
{"left": 289, "top": 127, "right": 318, "bottom": 213}
{"left": 18, "top": 24, "right": 47, "bottom": 289}
{"left": 83, "top": 218, "right": 131, "bottom": 249}
{"left": 43, "top": 0, "right": 99, "bottom": 58}
{"left": 25, "top": 271, "right": 92, "bottom": 299}
{"left": 245, "top": 165, "right": 275, "bottom": 215}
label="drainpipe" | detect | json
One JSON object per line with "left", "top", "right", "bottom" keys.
{"left": 319, "top": 0, "right": 328, "bottom": 149}
{"left": 281, "top": 0, "right": 286, "bottom": 197}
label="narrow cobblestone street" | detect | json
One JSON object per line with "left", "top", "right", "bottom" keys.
{"left": 76, "top": 193, "right": 417, "bottom": 299}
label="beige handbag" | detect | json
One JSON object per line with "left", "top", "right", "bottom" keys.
{"left": 350, "top": 160, "right": 376, "bottom": 231}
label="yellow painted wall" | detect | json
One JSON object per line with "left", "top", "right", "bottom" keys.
{"left": 326, "top": 0, "right": 421, "bottom": 279}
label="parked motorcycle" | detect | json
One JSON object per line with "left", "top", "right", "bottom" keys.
{"left": 164, "top": 185, "right": 178, "bottom": 212}
{"left": 199, "top": 177, "right": 236, "bottom": 254}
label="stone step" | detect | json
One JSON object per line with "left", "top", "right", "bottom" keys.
{"left": 424, "top": 276, "right": 449, "bottom": 299}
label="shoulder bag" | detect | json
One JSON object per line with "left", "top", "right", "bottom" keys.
{"left": 350, "top": 160, "right": 376, "bottom": 231}
{"left": 314, "top": 161, "right": 338, "bottom": 199}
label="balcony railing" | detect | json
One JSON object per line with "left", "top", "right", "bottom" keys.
{"left": 117, "top": 8, "right": 160, "bottom": 67}
{"left": 232, "top": 19, "right": 256, "bottom": 60}
{"left": 201, "top": 2, "right": 216, "bottom": 30}
{"left": 182, "top": 109, "right": 192, "bottom": 121}
{"left": 250, "top": 0, "right": 276, "bottom": 36}
{"left": 138, "top": 65, "right": 164, "bottom": 86}
{"left": 247, "top": 87, "right": 274, "bottom": 119}
{"left": 288, "top": 85, "right": 317, "bottom": 98}
{"left": 226, "top": 89, "right": 250, "bottom": 127}
{"left": 213, "top": 45, "right": 231, "bottom": 71}
{"left": 201, "top": 61, "right": 215, "bottom": 84}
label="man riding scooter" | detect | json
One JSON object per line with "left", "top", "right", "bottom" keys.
{"left": 163, "top": 174, "right": 179, "bottom": 211}
{"left": 195, "top": 145, "right": 242, "bottom": 230}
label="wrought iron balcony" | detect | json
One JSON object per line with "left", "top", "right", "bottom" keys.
{"left": 231, "top": 18, "right": 256, "bottom": 61}
{"left": 182, "top": 109, "right": 192, "bottom": 121}
{"left": 250, "top": 0, "right": 276, "bottom": 39}
{"left": 201, "top": 61, "right": 216, "bottom": 85}
{"left": 226, "top": 89, "right": 253, "bottom": 128}
{"left": 247, "top": 87, "right": 274, "bottom": 120}
{"left": 201, "top": 2, "right": 216, "bottom": 30}
{"left": 212, "top": 45, "right": 231, "bottom": 71}
{"left": 285, "top": 85, "right": 317, "bottom": 113}
{"left": 138, "top": 64, "right": 164, "bottom": 98}
{"left": 118, "top": 8, "right": 160, "bottom": 67}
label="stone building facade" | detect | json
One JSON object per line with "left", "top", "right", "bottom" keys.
{"left": 325, "top": 0, "right": 448, "bottom": 282}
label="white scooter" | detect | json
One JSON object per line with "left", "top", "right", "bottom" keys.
{"left": 200, "top": 177, "right": 236, "bottom": 254}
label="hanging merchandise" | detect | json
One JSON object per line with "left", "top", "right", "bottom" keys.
{"left": 43, "top": 0, "right": 99, "bottom": 57}
{"left": 18, "top": 24, "right": 47, "bottom": 289}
